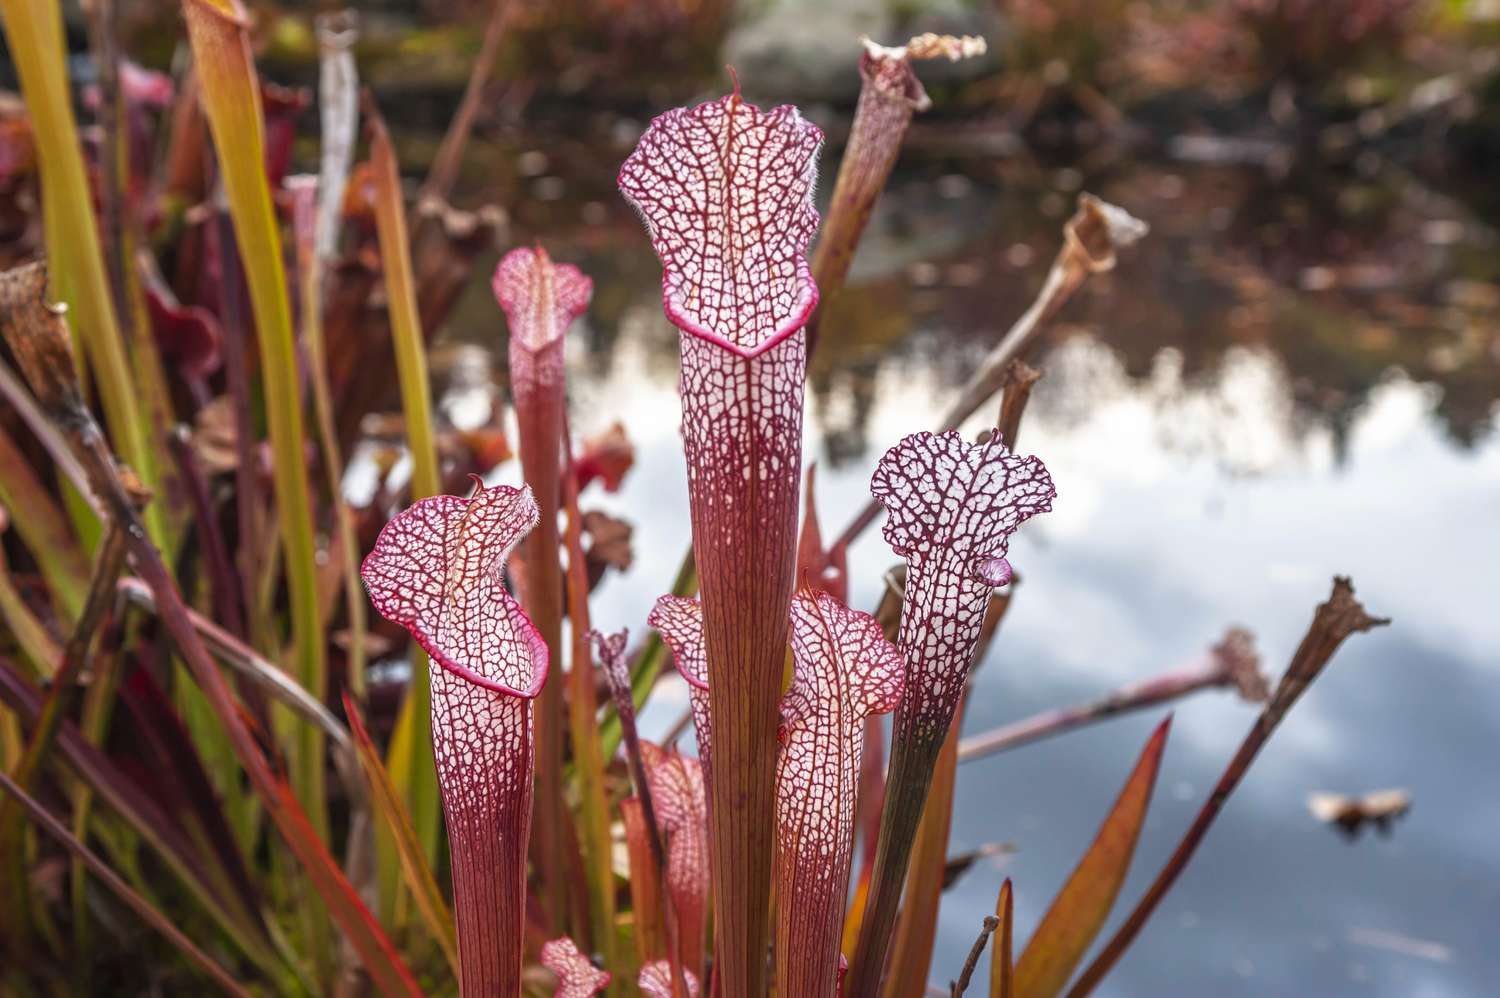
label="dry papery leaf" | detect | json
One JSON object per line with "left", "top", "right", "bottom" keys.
{"left": 1308, "top": 789, "right": 1411, "bottom": 839}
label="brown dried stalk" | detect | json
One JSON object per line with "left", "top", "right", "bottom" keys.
{"left": 424, "top": 0, "right": 514, "bottom": 200}
{"left": 953, "top": 916, "right": 1001, "bottom": 997}
{"left": 807, "top": 33, "right": 986, "bottom": 353}
{"left": 834, "top": 194, "right": 1147, "bottom": 552}
{"left": 1064, "top": 578, "right": 1389, "bottom": 996}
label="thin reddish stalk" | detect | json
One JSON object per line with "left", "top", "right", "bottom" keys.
{"left": 619, "top": 84, "right": 824, "bottom": 997}
{"left": 361, "top": 483, "right": 548, "bottom": 995}
{"left": 492, "top": 245, "right": 590, "bottom": 930}
{"left": 562, "top": 424, "right": 618, "bottom": 964}
{"left": 0, "top": 772, "right": 252, "bottom": 998}
{"left": 774, "top": 589, "right": 903, "bottom": 997}
{"left": 0, "top": 526, "right": 125, "bottom": 938}
{"left": 958, "top": 628, "right": 1266, "bottom": 763}
{"left": 424, "top": 0, "right": 514, "bottom": 201}
{"left": 596, "top": 628, "right": 666, "bottom": 867}
{"left": 1064, "top": 579, "right": 1388, "bottom": 996}
{"left": 166, "top": 427, "right": 245, "bottom": 639}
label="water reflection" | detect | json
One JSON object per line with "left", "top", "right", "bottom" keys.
{"left": 430, "top": 144, "right": 1499, "bottom": 994}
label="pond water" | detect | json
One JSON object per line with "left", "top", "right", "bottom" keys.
{"left": 426, "top": 111, "right": 1500, "bottom": 996}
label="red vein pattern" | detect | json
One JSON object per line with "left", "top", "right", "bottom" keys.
{"left": 619, "top": 85, "right": 824, "bottom": 996}
{"left": 361, "top": 483, "right": 547, "bottom": 995}
{"left": 871, "top": 430, "right": 1054, "bottom": 738}
{"left": 647, "top": 594, "right": 713, "bottom": 786}
{"left": 492, "top": 246, "right": 592, "bottom": 353}
{"left": 491, "top": 244, "right": 590, "bottom": 927}
{"left": 848, "top": 430, "right": 1054, "bottom": 994}
{"left": 775, "top": 589, "right": 904, "bottom": 997}
{"left": 641, "top": 741, "right": 711, "bottom": 984}
{"left": 492, "top": 245, "right": 591, "bottom": 395}
{"left": 592, "top": 626, "right": 635, "bottom": 732}
{"left": 617, "top": 90, "right": 822, "bottom": 358}
{"left": 640, "top": 961, "right": 701, "bottom": 998}
{"left": 540, "top": 937, "right": 611, "bottom": 997}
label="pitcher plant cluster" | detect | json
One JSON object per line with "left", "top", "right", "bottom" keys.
{"left": 0, "top": 3, "right": 1389, "bottom": 997}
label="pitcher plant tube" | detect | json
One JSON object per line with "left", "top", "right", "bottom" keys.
{"left": 618, "top": 79, "right": 823, "bottom": 996}
{"left": 775, "top": 588, "right": 904, "bottom": 997}
{"left": 848, "top": 430, "right": 1055, "bottom": 994}
{"left": 361, "top": 482, "right": 548, "bottom": 995}
{"left": 491, "top": 244, "right": 593, "bottom": 928}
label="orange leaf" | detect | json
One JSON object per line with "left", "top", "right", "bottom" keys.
{"left": 990, "top": 879, "right": 1013, "bottom": 998}
{"left": 1014, "top": 717, "right": 1171, "bottom": 998}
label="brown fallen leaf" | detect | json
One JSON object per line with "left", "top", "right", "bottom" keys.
{"left": 1308, "top": 789, "right": 1411, "bottom": 839}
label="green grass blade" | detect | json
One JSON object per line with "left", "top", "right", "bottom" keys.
{"left": 180, "top": 0, "right": 329, "bottom": 845}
